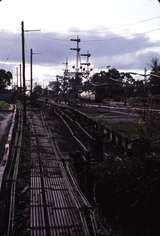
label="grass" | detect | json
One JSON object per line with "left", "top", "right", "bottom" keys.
{"left": 105, "top": 121, "right": 145, "bottom": 139}
{"left": 0, "top": 100, "right": 10, "bottom": 110}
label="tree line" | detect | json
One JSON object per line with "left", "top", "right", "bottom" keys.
{"left": 44, "top": 57, "right": 160, "bottom": 105}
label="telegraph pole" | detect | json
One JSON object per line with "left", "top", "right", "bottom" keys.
{"left": 19, "top": 63, "right": 22, "bottom": 92}
{"left": 80, "top": 50, "right": 91, "bottom": 76}
{"left": 70, "top": 36, "right": 81, "bottom": 102}
{"left": 21, "top": 22, "right": 40, "bottom": 123}
{"left": 16, "top": 67, "right": 18, "bottom": 89}
{"left": 30, "top": 48, "right": 33, "bottom": 95}
{"left": 30, "top": 48, "right": 40, "bottom": 95}
{"left": 70, "top": 36, "right": 80, "bottom": 72}
{"left": 64, "top": 58, "right": 69, "bottom": 74}
{"left": 21, "top": 21, "right": 26, "bottom": 124}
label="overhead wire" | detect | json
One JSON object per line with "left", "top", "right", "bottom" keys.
{"left": 32, "top": 15, "right": 160, "bottom": 43}
{"left": 40, "top": 15, "right": 160, "bottom": 35}
{"left": 36, "top": 27, "right": 160, "bottom": 43}
{"left": 1, "top": 14, "right": 160, "bottom": 76}
{"left": 98, "top": 15, "right": 160, "bottom": 31}
{"left": 0, "top": 15, "right": 159, "bottom": 57}
{"left": 81, "top": 27, "right": 160, "bottom": 42}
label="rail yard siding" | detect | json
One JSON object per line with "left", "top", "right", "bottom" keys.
{"left": 44, "top": 100, "right": 137, "bottom": 155}
{"left": 61, "top": 105, "right": 134, "bottom": 152}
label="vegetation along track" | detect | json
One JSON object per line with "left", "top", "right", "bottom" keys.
{"left": 28, "top": 109, "right": 97, "bottom": 236}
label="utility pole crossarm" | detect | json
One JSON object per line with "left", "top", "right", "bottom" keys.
{"left": 24, "top": 29, "right": 41, "bottom": 32}
{"left": 70, "top": 48, "right": 80, "bottom": 51}
{"left": 81, "top": 53, "right": 91, "bottom": 57}
{"left": 70, "top": 38, "right": 80, "bottom": 42}
{"left": 80, "top": 62, "right": 91, "bottom": 66}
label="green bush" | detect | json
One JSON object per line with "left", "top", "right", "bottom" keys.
{"left": 0, "top": 100, "right": 10, "bottom": 110}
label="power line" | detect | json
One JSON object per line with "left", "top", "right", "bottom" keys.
{"left": 40, "top": 35, "right": 70, "bottom": 42}
{"left": 40, "top": 15, "right": 160, "bottom": 35}
{"left": 33, "top": 14, "right": 160, "bottom": 42}
{"left": 69, "top": 15, "right": 160, "bottom": 35}
{"left": 36, "top": 26, "right": 160, "bottom": 44}
{"left": 81, "top": 27, "right": 160, "bottom": 42}
{"left": 108, "top": 15, "right": 160, "bottom": 30}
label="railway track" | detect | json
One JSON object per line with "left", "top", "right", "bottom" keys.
{"left": 0, "top": 105, "right": 23, "bottom": 236}
{"left": 51, "top": 105, "right": 105, "bottom": 162}
{"left": 6, "top": 107, "right": 23, "bottom": 236}
{"left": 54, "top": 109, "right": 92, "bottom": 153}
{"left": 29, "top": 109, "right": 97, "bottom": 236}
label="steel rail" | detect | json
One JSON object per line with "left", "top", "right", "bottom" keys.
{"left": 53, "top": 139, "right": 91, "bottom": 208}
{"left": 65, "top": 163, "right": 98, "bottom": 235}
{"left": 30, "top": 110, "right": 93, "bottom": 235}
{"left": 41, "top": 111, "right": 97, "bottom": 235}
{"left": 0, "top": 106, "right": 17, "bottom": 190}
{"left": 6, "top": 106, "right": 23, "bottom": 236}
{"left": 59, "top": 110, "right": 95, "bottom": 141}
{"left": 40, "top": 111, "right": 93, "bottom": 235}
{"left": 54, "top": 110, "right": 88, "bottom": 152}
{"left": 30, "top": 118, "right": 51, "bottom": 236}
{"left": 43, "top": 113, "right": 96, "bottom": 235}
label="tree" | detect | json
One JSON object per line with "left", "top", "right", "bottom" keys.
{"left": 133, "top": 80, "right": 147, "bottom": 97}
{"left": 121, "top": 72, "right": 135, "bottom": 96}
{"left": 48, "top": 80, "right": 61, "bottom": 97}
{"left": 106, "top": 68, "right": 123, "bottom": 98}
{"left": 150, "top": 57, "right": 160, "bottom": 73}
{"left": 68, "top": 72, "right": 83, "bottom": 97}
{"left": 91, "top": 68, "right": 123, "bottom": 102}
{"left": 32, "top": 84, "right": 43, "bottom": 97}
{"left": 82, "top": 80, "right": 93, "bottom": 93}
{"left": 0, "top": 69, "right": 12, "bottom": 90}
{"left": 149, "top": 57, "right": 160, "bottom": 95}
{"left": 91, "top": 71, "right": 108, "bottom": 102}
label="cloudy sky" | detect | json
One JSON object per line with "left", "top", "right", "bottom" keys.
{"left": 0, "top": 0, "right": 160, "bottom": 86}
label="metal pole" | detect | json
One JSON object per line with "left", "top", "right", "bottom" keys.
{"left": 143, "top": 67, "right": 147, "bottom": 120}
{"left": 16, "top": 67, "right": 18, "bottom": 89}
{"left": 19, "top": 63, "right": 22, "bottom": 92}
{"left": 70, "top": 36, "right": 80, "bottom": 73}
{"left": 30, "top": 48, "right": 33, "bottom": 95}
{"left": 76, "top": 36, "right": 79, "bottom": 72}
{"left": 21, "top": 21, "right": 26, "bottom": 124}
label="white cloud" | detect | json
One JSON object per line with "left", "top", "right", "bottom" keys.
{"left": 0, "top": 0, "right": 160, "bottom": 36}
{"left": 0, "top": 0, "right": 160, "bottom": 85}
